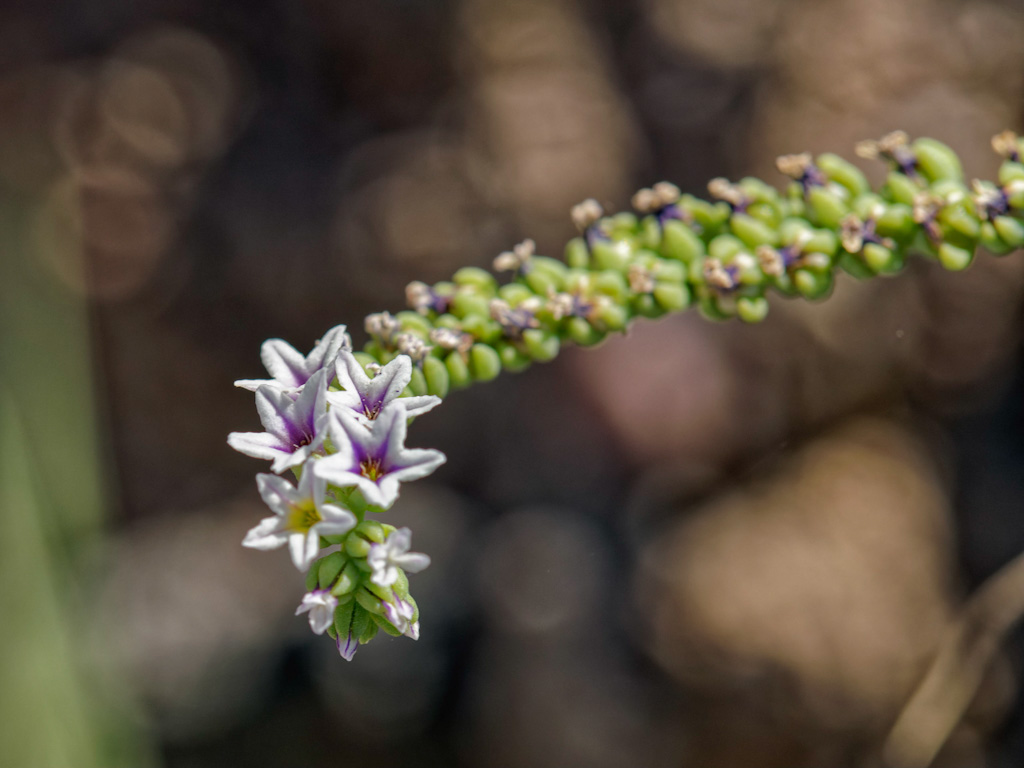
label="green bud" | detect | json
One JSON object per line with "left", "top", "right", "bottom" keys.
{"left": 653, "top": 282, "right": 690, "bottom": 312}
{"left": 395, "top": 311, "right": 432, "bottom": 336}
{"left": 817, "top": 153, "right": 869, "bottom": 196}
{"left": 318, "top": 551, "right": 347, "bottom": 589}
{"left": 1008, "top": 185, "right": 1024, "bottom": 210}
{"left": 331, "top": 562, "right": 361, "bottom": 597}
{"left": 498, "top": 341, "right": 532, "bottom": 372}
{"left": 591, "top": 302, "right": 630, "bottom": 332}
{"left": 660, "top": 220, "right": 705, "bottom": 262}
{"left": 794, "top": 269, "right": 832, "bottom": 300}
{"left": 453, "top": 267, "right": 497, "bottom": 293}
{"left": 912, "top": 138, "right": 963, "bottom": 183}
{"left": 592, "top": 270, "right": 629, "bottom": 303}
{"left": 730, "top": 213, "right": 779, "bottom": 248}
{"left": 355, "top": 587, "right": 384, "bottom": 615}
{"left": 591, "top": 238, "right": 633, "bottom": 271}
{"left": 631, "top": 294, "right": 664, "bottom": 318}
{"left": 736, "top": 295, "right": 769, "bottom": 323}
{"left": 863, "top": 242, "right": 897, "bottom": 273}
{"left": 639, "top": 215, "right": 662, "bottom": 249}
{"left": 708, "top": 233, "right": 746, "bottom": 261}
{"left": 567, "top": 316, "right": 605, "bottom": 346}
{"left": 884, "top": 171, "right": 921, "bottom": 206}
{"left": 372, "top": 612, "right": 405, "bottom": 637}
{"left": 355, "top": 521, "right": 385, "bottom": 543}
{"left": 609, "top": 211, "right": 639, "bottom": 236}
{"left": 999, "top": 161, "right": 1024, "bottom": 186}
{"left": 737, "top": 292, "right": 770, "bottom": 319}
{"left": 469, "top": 343, "right": 502, "bottom": 381}
{"left": 688, "top": 198, "right": 731, "bottom": 231}
{"left": 346, "top": 534, "right": 371, "bottom": 559}
{"left": 423, "top": 356, "right": 450, "bottom": 398}
{"left": 525, "top": 270, "right": 558, "bottom": 296}
{"left": 434, "top": 313, "right": 461, "bottom": 330}
{"left": 697, "top": 293, "right": 736, "bottom": 321}
{"left": 993, "top": 215, "right": 1024, "bottom": 248}
{"left": 451, "top": 290, "right": 490, "bottom": 319}
{"left": 875, "top": 204, "right": 915, "bottom": 241}
{"left": 803, "top": 229, "right": 839, "bottom": 256}
{"left": 460, "top": 313, "right": 502, "bottom": 345}
{"left": 445, "top": 351, "right": 472, "bottom": 389}
{"left": 939, "top": 206, "right": 981, "bottom": 241}
{"left": 522, "top": 329, "right": 560, "bottom": 362}
{"left": 565, "top": 237, "right": 590, "bottom": 269}
{"left": 362, "top": 579, "right": 393, "bottom": 603}
{"left": 499, "top": 283, "right": 535, "bottom": 305}
{"left": 838, "top": 251, "right": 875, "bottom": 280}
{"left": 937, "top": 242, "right": 974, "bottom": 271}
{"left": 806, "top": 186, "right": 848, "bottom": 229}
{"left": 652, "top": 259, "right": 686, "bottom": 283}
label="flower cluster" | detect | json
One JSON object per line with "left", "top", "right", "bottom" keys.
{"left": 233, "top": 131, "right": 1024, "bottom": 660}
{"left": 229, "top": 327, "right": 444, "bottom": 660}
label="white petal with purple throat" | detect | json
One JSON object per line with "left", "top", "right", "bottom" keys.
{"left": 313, "top": 402, "right": 446, "bottom": 508}
{"left": 228, "top": 368, "right": 331, "bottom": 473}
{"left": 242, "top": 469, "right": 356, "bottom": 571}
{"left": 327, "top": 351, "right": 440, "bottom": 425}
{"left": 368, "top": 527, "right": 431, "bottom": 587}
{"left": 235, "top": 324, "right": 351, "bottom": 392}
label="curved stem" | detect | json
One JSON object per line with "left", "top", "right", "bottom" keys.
{"left": 883, "top": 549, "right": 1024, "bottom": 767}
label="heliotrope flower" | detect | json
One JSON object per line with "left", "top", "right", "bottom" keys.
{"left": 243, "top": 470, "right": 356, "bottom": 571}
{"left": 234, "top": 324, "right": 350, "bottom": 392}
{"left": 314, "top": 402, "right": 446, "bottom": 509}
{"left": 383, "top": 595, "right": 419, "bottom": 640}
{"left": 327, "top": 351, "right": 440, "bottom": 424}
{"left": 368, "top": 527, "right": 431, "bottom": 587}
{"left": 295, "top": 589, "right": 338, "bottom": 635}
{"left": 228, "top": 368, "right": 330, "bottom": 473}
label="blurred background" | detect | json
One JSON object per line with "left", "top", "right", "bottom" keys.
{"left": 4, "top": 0, "right": 1024, "bottom": 766}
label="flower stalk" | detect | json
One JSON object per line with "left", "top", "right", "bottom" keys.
{"left": 231, "top": 131, "right": 1024, "bottom": 660}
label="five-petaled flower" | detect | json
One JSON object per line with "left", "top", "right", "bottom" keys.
{"left": 314, "top": 402, "right": 446, "bottom": 509}
{"left": 327, "top": 351, "right": 440, "bottom": 425}
{"left": 234, "top": 325, "right": 350, "bottom": 393}
{"left": 243, "top": 470, "right": 356, "bottom": 571}
{"left": 228, "top": 368, "right": 331, "bottom": 473}
{"left": 295, "top": 589, "right": 339, "bottom": 635}
{"left": 368, "top": 527, "right": 431, "bottom": 587}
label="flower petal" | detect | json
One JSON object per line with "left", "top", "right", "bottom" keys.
{"left": 261, "top": 339, "right": 309, "bottom": 389}
{"left": 243, "top": 516, "right": 287, "bottom": 550}
{"left": 227, "top": 431, "right": 292, "bottom": 461}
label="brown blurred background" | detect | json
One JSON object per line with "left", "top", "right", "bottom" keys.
{"left": 4, "top": 0, "right": 1024, "bottom": 766}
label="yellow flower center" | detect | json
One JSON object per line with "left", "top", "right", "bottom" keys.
{"left": 360, "top": 457, "right": 384, "bottom": 481}
{"left": 287, "top": 500, "right": 321, "bottom": 533}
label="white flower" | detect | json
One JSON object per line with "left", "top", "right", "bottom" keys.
{"left": 368, "top": 527, "right": 431, "bottom": 587}
{"left": 228, "top": 368, "right": 331, "bottom": 473}
{"left": 235, "top": 324, "right": 351, "bottom": 392}
{"left": 314, "top": 402, "right": 446, "bottom": 509}
{"left": 327, "top": 351, "right": 440, "bottom": 425}
{"left": 243, "top": 469, "right": 356, "bottom": 571}
{"left": 295, "top": 590, "right": 338, "bottom": 635}
{"left": 382, "top": 595, "right": 419, "bottom": 640}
